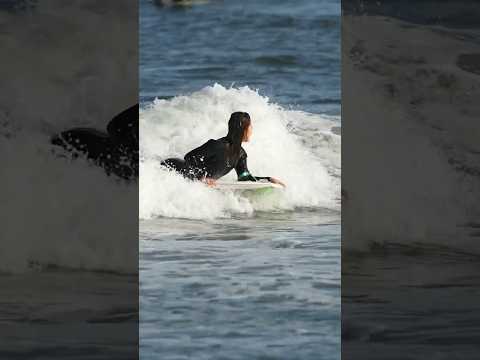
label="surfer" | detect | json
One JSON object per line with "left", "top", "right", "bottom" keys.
{"left": 161, "top": 112, "right": 286, "bottom": 187}
{"left": 51, "top": 104, "right": 139, "bottom": 181}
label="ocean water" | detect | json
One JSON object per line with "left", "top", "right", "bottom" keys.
{"left": 140, "top": 0, "right": 340, "bottom": 115}
{"left": 343, "top": 245, "right": 480, "bottom": 359}
{"left": 140, "top": 0, "right": 341, "bottom": 359}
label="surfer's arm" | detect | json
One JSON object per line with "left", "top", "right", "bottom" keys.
{"left": 235, "top": 151, "right": 271, "bottom": 182}
{"left": 237, "top": 172, "right": 270, "bottom": 182}
{"left": 235, "top": 151, "right": 286, "bottom": 187}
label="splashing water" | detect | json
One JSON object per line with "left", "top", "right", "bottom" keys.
{"left": 140, "top": 84, "right": 340, "bottom": 220}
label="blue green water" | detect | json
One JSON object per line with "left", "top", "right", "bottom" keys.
{"left": 140, "top": 1, "right": 340, "bottom": 359}
{"left": 140, "top": 0, "right": 340, "bottom": 116}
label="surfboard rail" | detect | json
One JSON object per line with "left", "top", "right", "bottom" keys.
{"left": 213, "top": 181, "right": 283, "bottom": 191}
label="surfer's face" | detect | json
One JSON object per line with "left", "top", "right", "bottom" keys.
{"left": 243, "top": 123, "right": 253, "bottom": 142}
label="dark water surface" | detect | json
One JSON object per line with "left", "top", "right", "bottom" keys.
{"left": 141, "top": 211, "right": 340, "bottom": 360}
{"left": 140, "top": 0, "right": 340, "bottom": 115}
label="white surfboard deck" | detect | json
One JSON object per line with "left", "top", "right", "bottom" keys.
{"left": 214, "top": 181, "right": 283, "bottom": 191}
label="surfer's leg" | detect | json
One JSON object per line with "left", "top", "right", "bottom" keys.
{"left": 161, "top": 158, "right": 186, "bottom": 172}
{"left": 161, "top": 158, "right": 202, "bottom": 180}
{"left": 51, "top": 128, "right": 137, "bottom": 180}
{"left": 51, "top": 128, "right": 110, "bottom": 158}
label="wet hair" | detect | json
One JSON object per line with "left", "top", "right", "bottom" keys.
{"left": 226, "top": 112, "right": 251, "bottom": 158}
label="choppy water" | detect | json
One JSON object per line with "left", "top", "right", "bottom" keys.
{"left": 140, "top": 0, "right": 340, "bottom": 116}
{"left": 0, "top": 270, "right": 138, "bottom": 359}
{"left": 141, "top": 212, "right": 340, "bottom": 359}
{"left": 343, "top": 244, "right": 480, "bottom": 359}
{"left": 140, "top": 0, "right": 341, "bottom": 358}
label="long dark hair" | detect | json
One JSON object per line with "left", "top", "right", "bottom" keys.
{"left": 225, "top": 112, "right": 251, "bottom": 158}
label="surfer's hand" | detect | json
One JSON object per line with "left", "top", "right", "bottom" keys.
{"left": 269, "top": 177, "right": 286, "bottom": 188}
{"left": 204, "top": 178, "right": 217, "bottom": 187}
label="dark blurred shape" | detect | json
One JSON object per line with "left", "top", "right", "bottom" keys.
{"left": 343, "top": 0, "right": 480, "bottom": 28}
{"left": 51, "top": 104, "right": 139, "bottom": 181}
{"left": 457, "top": 53, "right": 480, "bottom": 75}
{"left": 0, "top": 0, "right": 37, "bottom": 12}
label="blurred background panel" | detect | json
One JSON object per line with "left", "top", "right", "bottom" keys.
{"left": 0, "top": 1, "right": 138, "bottom": 358}
{"left": 342, "top": 1, "right": 480, "bottom": 359}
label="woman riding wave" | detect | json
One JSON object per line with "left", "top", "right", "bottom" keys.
{"left": 161, "top": 112, "right": 285, "bottom": 187}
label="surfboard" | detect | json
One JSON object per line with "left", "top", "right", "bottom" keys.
{"left": 213, "top": 181, "right": 283, "bottom": 192}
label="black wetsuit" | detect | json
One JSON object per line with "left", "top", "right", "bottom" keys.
{"left": 51, "top": 104, "right": 139, "bottom": 181}
{"left": 161, "top": 137, "right": 271, "bottom": 182}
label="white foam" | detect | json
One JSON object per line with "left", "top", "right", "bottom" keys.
{"left": 0, "top": 134, "right": 138, "bottom": 274}
{"left": 140, "top": 84, "right": 340, "bottom": 220}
